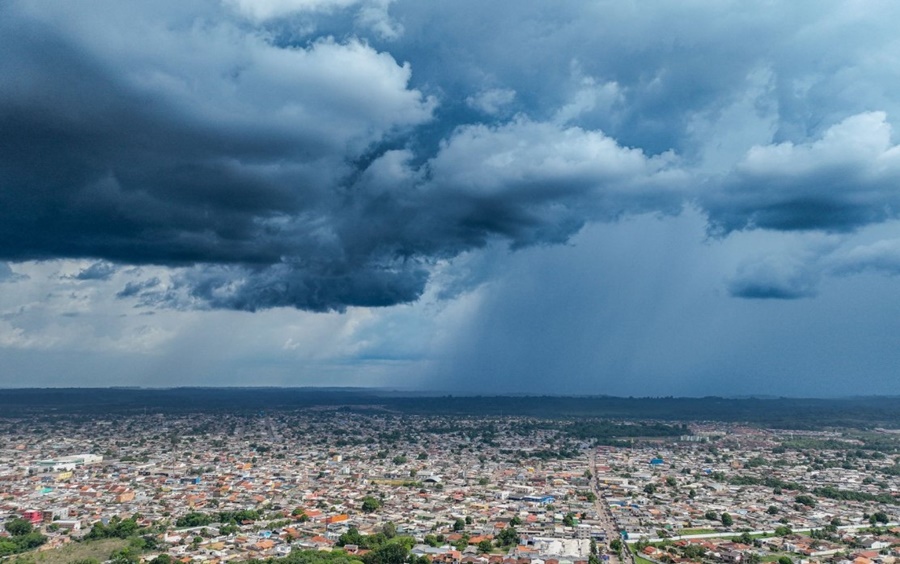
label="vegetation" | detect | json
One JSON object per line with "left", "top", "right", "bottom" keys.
{"left": 85, "top": 517, "right": 144, "bottom": 540}
{"left": 174, "top": 509, "right": 260, "bottom": 528}
{"left": 1, "top": 539, "right": 129, "bottom": 564}
{"left": 496, "top": 526, "right": 519, "bottom": 547}
{"left": 721, "top": 512, "right": 733, "bottom": 527}
{"left": 813, "top": 486, "right": 896, "bottom": 504}
{"left": 566, "top": 421, "right": 687, "bottom": 445}
{"left": 337, "top": 526, "right": 415, "bottom": 553}
{"left": 245, "top": 549, "right": 367, "bottom": 564}
{"left": 361, "top": 496, "right": 383, "bottom": 513}
{"left": 7, "top": 390, "right": 900, "bottom": 430}
{"left": 728, "top": 475, "right": 806, "bottom": 491}
{"left": 0, "top": 519, "right": 46, "bottom": 557}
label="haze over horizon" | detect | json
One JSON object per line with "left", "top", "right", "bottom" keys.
{"left": 3, "top": 1, "right": 900, "bottom": 397}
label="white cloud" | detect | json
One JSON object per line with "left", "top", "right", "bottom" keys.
{"left": 428, "top": 117, "right": 684, "bottom": 211}
{"left": 10, "top": 3, "right": 432, "bottom": 158}
{"left": 553, "top": 73, "right": 624, "bottom": 126}
{"left": 224, "top": 0, "right": 402, "bottom": 39}
{"left": 706, "top": 112, "right": 900, "bottom": 232}
{"left": 828, "top": 238, "right": 900, "bottom": 277}
{"left": 466, "top": 88, "right": 516, "bottom": 116}
{"left": 225, "top": 0, "right": 363, "bottom": 20}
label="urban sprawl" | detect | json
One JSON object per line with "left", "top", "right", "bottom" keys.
{"left": 1, "top": 411, "right": 899, "bottom": 564}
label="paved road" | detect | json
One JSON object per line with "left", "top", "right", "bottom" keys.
{"left": 631, "top": 522, "right": 900, "bottom": 544}
{"left": 590, "top": 451, "right": 634, "bottom": 564}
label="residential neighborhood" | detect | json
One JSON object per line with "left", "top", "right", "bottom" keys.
{"left": 0, "top": 411, "right": 898, "bottom": 563}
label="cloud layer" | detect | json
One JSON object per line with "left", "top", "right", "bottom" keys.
{"left": 3, "top": 0, "right": 900, "bottom": 316}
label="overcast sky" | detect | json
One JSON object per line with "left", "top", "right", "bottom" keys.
{"left": 3, "top": 0, "right": 900, "bottom": 396}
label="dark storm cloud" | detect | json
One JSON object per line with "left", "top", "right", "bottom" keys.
{"left": 727, "top": 273, "right": 818, "bottom": 300}
{"left": 0, "top": 1, "right": 690, "bottom": 312}
{"left": 116, "top": 277, "right": 161, "bottom": 299}
{"left": 71, "top": 262, "right": 118, "bottom": 281}
{"left": 4, "top": 1, "right": 900, "bottom": 312}
{"left": 0, "top": 1, "right": 439, "bottom": 310}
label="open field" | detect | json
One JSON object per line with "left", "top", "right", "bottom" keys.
{"left": 676, "top": 528, "right": 717, "bottom": 535}
{"left": 12, "top": 539, "right": 128, "bottom": 564}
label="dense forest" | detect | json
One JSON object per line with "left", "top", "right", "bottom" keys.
{"left": 1, "top": 388, "right": 899, "bottom": 429}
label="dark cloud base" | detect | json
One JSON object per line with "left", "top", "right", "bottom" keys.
{"left": 4, "top": 2, "right": 900, "bottom": 311}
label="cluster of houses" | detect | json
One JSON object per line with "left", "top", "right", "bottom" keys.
{"left": 1, "top": 413, "right": 899, "bottom": 562}
{"left": 0, "top": 412, "right": 607, "bottom": 561}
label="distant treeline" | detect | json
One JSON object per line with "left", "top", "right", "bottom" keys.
{"left": 812, "top": 486, "right": 898, "bottom": 504}
{"left": 727, "top": 475, "right": 807, "bottom": 492}
{"left": 565, "top": 420, "right": 688, "bottom": 441}
{"left": 2, "top": 388, "right": 900, "bottom": 429}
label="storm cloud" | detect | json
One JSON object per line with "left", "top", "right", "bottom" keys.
{"left": 3, "top": 0, "right": 900, "bottom": 314}
{"left": 6, "top": 1, "right": 900, "bottom": 395}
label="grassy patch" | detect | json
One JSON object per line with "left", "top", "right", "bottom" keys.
{"left": 635, "top": 555, "right": 657, "bottom": 564}
{"left": 11, "top": 538, "right": 129, "bottom": 564}
{"left": 677, "top": 528, "right": 717, "bottom": 535}
{"left": 371, "top": 479, "right": 419, "bottom": 487}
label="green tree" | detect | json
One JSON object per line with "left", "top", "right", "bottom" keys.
{"left": 721, "top": 513, "right": 733, "bottom": 527}
{"left": 453, "top": 534, "right": 470, "bottom": 552}
{"left": 778, "top": 557, "right": 792, "bottom": 564}
{"left": 767, "top": 506, "right": 778, "bottom": 515}
{"left": 562, "top": 513, "right": 577, "bottom": 527}
{"left": 337, "top": 527, "right": 365, "bottom": 548}
{"left": 683, "top": 545, "right": 706, "bottom": 559}
{"left": 453, "top": 518, "right": 466, "bottom": 532}
{"left": 497, "top": 526, "right": 519, "bottom": 547}
{"left": 477, "top": 539, "right": 493, "bottom": 553}
{"left": 109, "top": 546, "right": 141, "bottom": 564}
{"left": 13, "top": 531, "right": 47, "bottom": 550}
{"left": 363, "top": 542, "right": 409, "bottom": 564}
{"left": 361, "top": 496, "right": 382, "bottom": 513}
{"left": 4, "top": 519, "right": 33, "bottom": 537}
